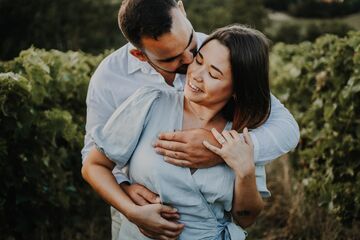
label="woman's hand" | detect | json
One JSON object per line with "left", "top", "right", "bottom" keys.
{"left": 127, "top": 203, "right": 185, "bottom": 239}
{"left": 203, "top": 127, "right": 255, "bottom": 178}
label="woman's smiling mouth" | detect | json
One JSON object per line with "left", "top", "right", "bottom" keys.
{"left": 188, "top": 81, "right": 203, "bottom": 92}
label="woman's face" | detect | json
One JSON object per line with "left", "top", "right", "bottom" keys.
{"left": 184, "top": 39, "right": 233, "bottom": 109}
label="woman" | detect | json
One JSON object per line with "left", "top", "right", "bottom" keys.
{"left": 82, "top": 24, "right": 271, "bottom": 239}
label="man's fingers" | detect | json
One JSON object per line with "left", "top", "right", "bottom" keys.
{"left": 139, "top": 228, "right": 158, "bottom": 239}
{"left": 160, "top": 204, "right": 178, "bottom": 214}
{"left": 203, "top": 140, "right": 221, "bottom": 155}
{"left": 122, "top": 183, "right": 159, "bottom": 206}
{"left": 161, "top": 212, "right": 180, "bottom": 220}
{"left": 139, "top": 189, "right": 161, "bottom": 204}
{"left": 160, "top": 227, "right": 183, "bottom": 238}
{"left": 160, "top": 219, "right": 185, "bottom": 232}
{"left": 159, "top": 235, "right": 179, "bottom": 240}
{"left": 154, "top": 139, "right": 187, "bottom": 152}
{"left": 155, "top": 147, "right": 189, "bottom": 160}
{"left": 158, "top": 131, "right": 186, "bottom": 142}
{"left": 131, "top": 192, "right": 151, "bottom": 206}
{"left": 140, "top": 225, "right": 182, "bottom": 239}
{"left": 164, "top": 157, "right": 191, "bottom": 167}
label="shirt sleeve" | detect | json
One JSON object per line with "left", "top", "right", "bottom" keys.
{"left": 91, "top": 86, "right": 161, "bottom": 166}
{"left": 81, "top": 58, "right": 132, "bottom": 184}
{"left": 81, "top": 58, "right": 117, "bottom": 163}
{"left": 255, "top": 165, "right": 271, "bottom": 198}
{"left": 249, "top": 93, "right": 300, "bottom": 164}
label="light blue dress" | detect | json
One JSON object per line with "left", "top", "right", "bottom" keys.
{"left": 92, "top": 86, "right": 270, "bottom": 240}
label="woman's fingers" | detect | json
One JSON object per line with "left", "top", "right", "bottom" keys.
{"left": 221, "top": 130, "right": 234, "bottom": 143}
{"left": 210, "top": 128, "right": 227, "bottom": 145}
{"left": 203, "top": 140, "right": 221, "bottom": 155}
{"left": 243, "top": 127, "right": 253, "bottom": 146}
{"left": 229, "top": 130, "right": 241, "bottom": 141}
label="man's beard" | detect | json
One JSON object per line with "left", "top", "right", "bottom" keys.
{"left": 175, "top": 64, "right": 188, "bottom": 74}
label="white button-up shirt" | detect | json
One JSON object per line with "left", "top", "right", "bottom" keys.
{"left": 82, "top": 32, "right": 300, "bottom": 184}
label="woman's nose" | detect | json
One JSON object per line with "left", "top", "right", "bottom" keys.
{"left": 192, "top": 69, "right": 203, "bottom": 82}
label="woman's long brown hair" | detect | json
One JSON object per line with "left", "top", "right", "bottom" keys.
{"left": 200, "top": 24, "right": 271, "bottom": 131}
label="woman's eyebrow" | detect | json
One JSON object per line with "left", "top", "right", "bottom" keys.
{"left": 199, "top": 52, "right": 223, "bottom": 76}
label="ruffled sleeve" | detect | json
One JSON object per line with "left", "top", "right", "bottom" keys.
{"left": 91, "top": 86, "right": 161, "bottom": 166}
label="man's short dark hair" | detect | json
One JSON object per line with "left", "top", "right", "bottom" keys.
{"left": 118, "top": 0, "right": 177, "bottom": 48}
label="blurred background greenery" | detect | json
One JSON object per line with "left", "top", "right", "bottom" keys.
{"left": 0, "top": 0, "right": 359, "bottom": 239}
{"left": 1, "top": 0, "right": 360, "bottom": 61}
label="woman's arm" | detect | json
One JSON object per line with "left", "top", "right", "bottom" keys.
{"left": 81, "top": 147, "right": 184, "bottom": 238}
{"left": 203, "top": 128, "right": 264, "bottom": 228}
{"left": 231, "top": 169, "right": 264, "bottom": 227}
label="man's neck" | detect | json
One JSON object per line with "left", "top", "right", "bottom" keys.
{"left": 159, "top": 70, "right": 176, "bottom": 87}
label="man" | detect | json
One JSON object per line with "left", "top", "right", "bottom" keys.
{"left": 82, "top": 0, "right": 300, "bottom": 239}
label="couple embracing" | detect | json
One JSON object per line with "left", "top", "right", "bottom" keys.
{"left": 81, "top": 0, "right": 300, "bottom": 239}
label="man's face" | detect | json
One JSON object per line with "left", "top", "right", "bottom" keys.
{"left": 140, "top": 7, "right": 197, "bottom": 74}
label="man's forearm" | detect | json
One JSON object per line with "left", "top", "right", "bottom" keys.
{"left": 81, "top": 149, "right": 137, "bottom": 219}
{"left": 250, "top": 94, "right": 300, "bottom": 163}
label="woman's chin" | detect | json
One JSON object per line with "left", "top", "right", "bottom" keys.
{"left": 184, "top": 88, "right": 200, "bottom": 101}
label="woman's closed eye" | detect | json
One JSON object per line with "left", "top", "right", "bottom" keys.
{"left": 209, "top": 72, "right": 219, "bottom": 79}
{"left": 195, "top": 55, "right": 219, "bottom": 79}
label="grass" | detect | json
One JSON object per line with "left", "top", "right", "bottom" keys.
{"left": 342, "top": 12, "right": 360, "bottom": 30}
{"left": 247, "top": 156, "right": 360, "bottom": 240}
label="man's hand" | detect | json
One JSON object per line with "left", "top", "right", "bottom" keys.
{"left": 153, "top": 128, "right": 223, "bottom": 168}
{"left": 127, "top": 204, "right": 184, "bottom": 240}
{"left": 121, "top": 182, "right": 161, "bottom": 205}
{"left": 121, "top": 183, "right": 181, "bottom": 238}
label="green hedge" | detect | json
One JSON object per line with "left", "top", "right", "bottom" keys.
{"left": 1, "top": 31, "right": 359, "bottom": 239}
{"left": 266, "top": 21, "right": 354, "bottom": 44}
{"left": 0, "top": 48, "right": 110, "bottom": 239}
{"left": 270, "top": 31, "right": 360, "bottom": 225}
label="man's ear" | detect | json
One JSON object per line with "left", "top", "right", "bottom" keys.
{"left": 177, "top": 0, "right": 187, "bottom": 17}
{"left": 130, "top": 49, "right": 147, "bottom": 62}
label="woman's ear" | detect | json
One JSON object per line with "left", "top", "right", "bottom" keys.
{"left": 130, "top": 49, "right": 147, "bottom": 62}
{"left": 177, "top": 1, "right": 187, "bottom": 17}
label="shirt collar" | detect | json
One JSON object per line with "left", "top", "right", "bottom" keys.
{"left": 127, "top": 43, "right": 157, "bottom": 75}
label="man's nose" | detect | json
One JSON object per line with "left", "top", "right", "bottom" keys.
{"left": 181, "top": 50, "right": 194, "bottom": 65}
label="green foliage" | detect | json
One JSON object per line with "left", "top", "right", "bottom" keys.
{"left": 0, "top": 48, "right": 110, "bottom": 239}
{"left": 184, "top": 0, "right": 268, "bottom": 34}
{"left": 263, "top": 0, "right": 360, "bottom": 18}
{"left": 270, "top": 31, "right": 360, "bottom": 225}
{"left": 267, "top": 20, "right": 354, "bottom": 44}
{"left": 0, "top": 0, "right": 125, "bottom": 60}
